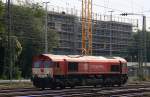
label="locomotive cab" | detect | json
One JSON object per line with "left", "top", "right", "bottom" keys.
{"left": 32, "top": 55, "right": 54, "bottom": 89}
{"left": 32, "top": 60, "right": 53, "bottom": 78}
{"left": 113, "top": 57, "right": 128, "bottom": 85}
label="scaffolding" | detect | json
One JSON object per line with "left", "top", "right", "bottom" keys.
{"left": 47, "top": 7, "right": 136, "bottom": 56}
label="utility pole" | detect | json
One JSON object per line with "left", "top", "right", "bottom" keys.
{"left": 138, "top": 15, "right": 147, "bottom": 80}
{"left": 109, "top": 10, "right": 114, "bottom": 21}
{"left": 5, "top": 0, "right": 12, "bottom": 84}
{"left": 142, "top": 16, "right": 147, "bottom": 79}
{"left": 7, "top": 0, "right": 12, "bottom": 82}
{"left": 139, "top": 26, "right": 144, "bottom": 81}
{"left": 43, "top": 2, "right": 49, "bottom": 53}
{"left": 108, "top": 10, "right": 114, "bottom": 56}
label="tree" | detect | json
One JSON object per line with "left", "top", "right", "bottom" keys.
{"left": 127, "top": 31, "right": 150, "bottom": 62}
{"left": 0, "top": 0, "right": 5, "bottom": 78}
{"left": 0, "top": 0, "right": 4, "bottom": 31}
{"left": 1, "top": 2, "right": 58, "bottom": 79}
{"left": 7, "top": 4, "right": 58, "bottom": 78}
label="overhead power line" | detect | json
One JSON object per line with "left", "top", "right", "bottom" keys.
{"left": 49, "top": 0, "right": 126, "bottom": 13}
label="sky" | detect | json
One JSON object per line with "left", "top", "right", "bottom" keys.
{"left": 9, "top": 0, "right": 150, "bottom": 15}
{"left": 38, "top": 0, "right": 150, "bottom": 29}
{"left": 3, "top": 0, "right": 150, "bottom": 29}
{"left": 36, "top": 0, "right": 150, "bottom": 15}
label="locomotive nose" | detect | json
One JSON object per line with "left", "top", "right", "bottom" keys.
{"left": 40, "top": 64, "right": 44, "bottom": 73}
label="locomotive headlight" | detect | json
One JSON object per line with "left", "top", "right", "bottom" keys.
{"left": 47, "top": 74, "right": 51, "bottom": 77}
{"left": 33, "top": 74, "right": 38, "bottom": 78}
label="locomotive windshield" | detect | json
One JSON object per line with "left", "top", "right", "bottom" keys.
{"left": 111, "top": 65, "right": 120, "bottom": 72}
{"left": 34, "top": 61, "right": 41, "bottom": 68}
{"left": 43, "top": 61, "right": 52, "bottom": 68}
{"left": 33, "top": 61, "right": 52, "bottom": 68}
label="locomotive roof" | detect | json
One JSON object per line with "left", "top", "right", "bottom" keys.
{"left": 40, "top": 54, "right": 126, "bottom": 63}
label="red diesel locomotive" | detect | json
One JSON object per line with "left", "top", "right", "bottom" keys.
{"left": 32, "top": 54, "right": 128, "bottom": 89}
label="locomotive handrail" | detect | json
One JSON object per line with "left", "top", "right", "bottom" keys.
{"left": 66, "top": 55, "right": 84, "bottom": 58}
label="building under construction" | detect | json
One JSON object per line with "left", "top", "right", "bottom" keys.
{"left": 48, "top": 11, "right": 133, "bottom": 56}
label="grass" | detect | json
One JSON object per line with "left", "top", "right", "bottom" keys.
{"left": 0, "top": 82, "right": 33, "bottom": 89}
{"left": 128, "top": 77, "right": 150, "bottom": 84}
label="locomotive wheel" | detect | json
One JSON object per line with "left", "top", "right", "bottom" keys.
{"left": 117, "top": 80, "right": 122, "bottom": 87}
{"left": 68, "top": 81, "right": 75, "bottom": 88}
{"left": 59, "top": 82, "right": 65, "bottom": 89}
{"left": 51, "top": 85, "right": 56, "bottom": 89}
{"left": 117, "top": 83, "right": 121, "bottom": 87}
{"left": 50, "top": 80, "right": 57, "bottom": 89}
{"left": 94, "top": 84, "right": 97, "bottom": 87}
{"left": 42, "top": 87, "right": 45, "bottom": 90}
{"left": 57, "top": 81, "right": 65, "bottom": 89}
{"left": 70, "top": 84, "right": 75, "bottom": 88}
{"left": 70, "top": 86, "right": 75, "bottom": 88}
{"left": 41, "top": 78, "right": 47, "bottom": 90}
{"left": 60, "top": 85, "right": 65, "bottom": 89}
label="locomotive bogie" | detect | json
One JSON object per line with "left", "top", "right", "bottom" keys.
{"left": 32, "top": 74, "right": 128, "bottom": 89}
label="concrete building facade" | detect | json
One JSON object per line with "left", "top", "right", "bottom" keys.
{"left": 48, "top": 12, "right": 133, "bottom": 56}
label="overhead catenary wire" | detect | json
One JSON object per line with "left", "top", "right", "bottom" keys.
{"left": 54, "top": 0, "right": 144, "bottom": 14}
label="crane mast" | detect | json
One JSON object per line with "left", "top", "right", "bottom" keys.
{"left": 82, "top": 0, "right": 92, "bottom": 55}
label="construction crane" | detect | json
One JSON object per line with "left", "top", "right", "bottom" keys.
{"left": 82, "top": 0, "right": 93, "bottom": 55}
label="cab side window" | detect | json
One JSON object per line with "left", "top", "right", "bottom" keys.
{"left": 111, "top": 65, "right": 120, "bottom": 72}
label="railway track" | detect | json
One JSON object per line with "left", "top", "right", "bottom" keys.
{"left": 0, "top": 83, "right": 150, "bottom": 97}
{"left": 0, "top": 87, "right": 39, "bottom": 95}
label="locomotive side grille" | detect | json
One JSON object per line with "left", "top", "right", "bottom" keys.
{"left": 111, "top": 65, "right": 120, "bottom": 72}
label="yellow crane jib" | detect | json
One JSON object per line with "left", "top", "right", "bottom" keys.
{"left": 82, "top": 0, "right": 93, "bottom": 55}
